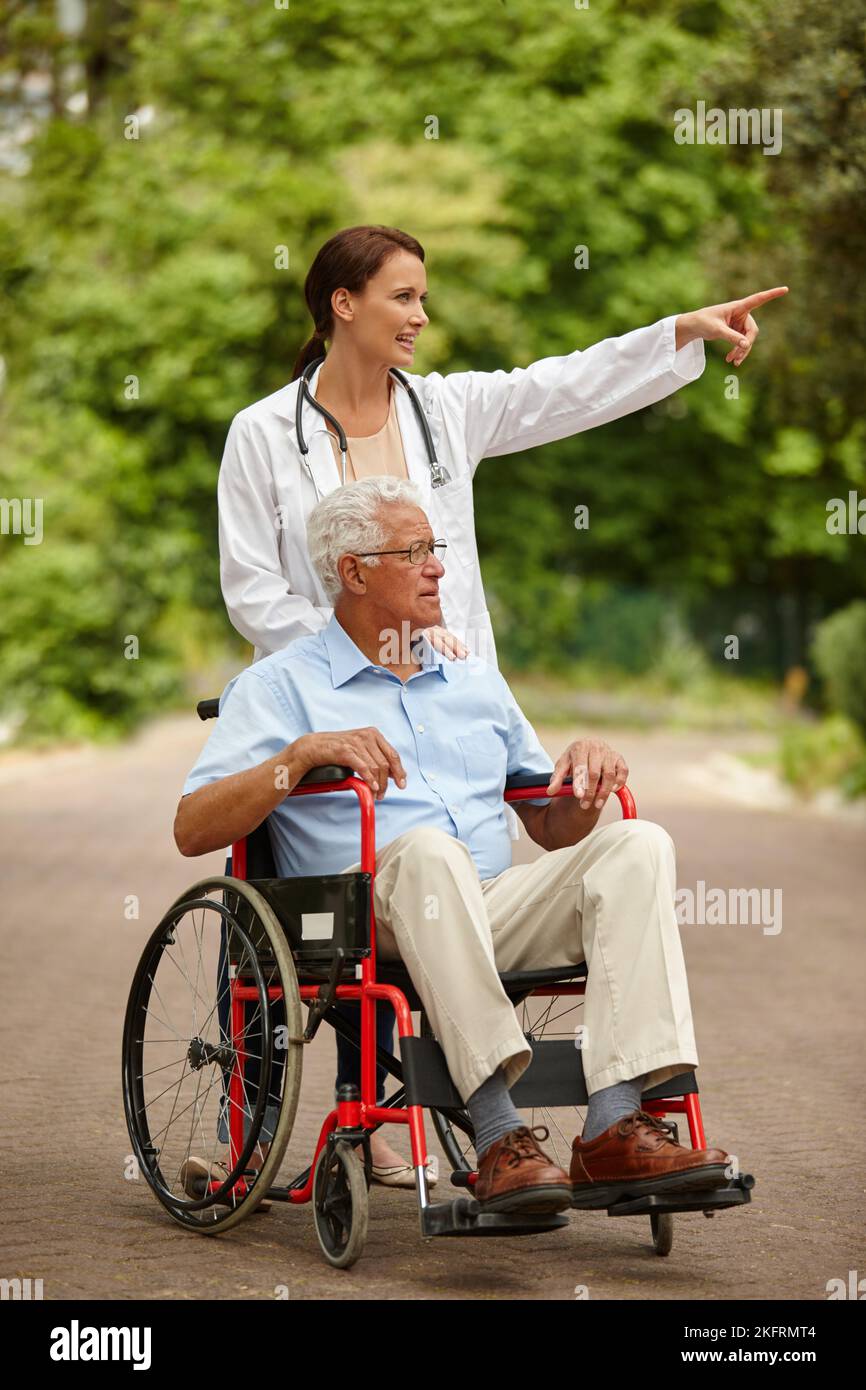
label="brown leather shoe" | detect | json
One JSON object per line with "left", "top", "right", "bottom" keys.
{"left": 474, "top": 1125, "right": 572, "bottom": 1214}
{"left": 570, "top": 1110, "right": 731, "bottom": 1207}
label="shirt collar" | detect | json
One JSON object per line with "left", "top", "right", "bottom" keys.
{"left": 322, "top": 614, "right": 451, "bottom": 688}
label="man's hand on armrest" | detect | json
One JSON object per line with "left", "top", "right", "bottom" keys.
{"left": 293, "top": 728, "right": 407, "bottom": 802}
{"left": 514, "top": 738, "right": 629, "bottom": 852}
{"left": 173, "top": 727, "right": 408, "bottom": 857}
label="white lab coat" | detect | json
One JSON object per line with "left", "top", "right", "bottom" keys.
{"left": 218, "top": 313, "right": 705, "bottom": 665}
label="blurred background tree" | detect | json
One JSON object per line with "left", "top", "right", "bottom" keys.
{"left": 0, "top": 0, "right": 863, "bottom": 758}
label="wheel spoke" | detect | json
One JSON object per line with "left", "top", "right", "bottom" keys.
{"left": 140, "top": 999, "right": 185, "bottom": 1041}
{"left": 139, "top": 1054, "right": 191, "bottom": 1081}
{"left": 160, "top": 939, "right": 213, "bottom": 1021}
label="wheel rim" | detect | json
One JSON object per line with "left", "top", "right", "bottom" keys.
{"left": 122, "top": 881, "right": 295, "bottom": 1229}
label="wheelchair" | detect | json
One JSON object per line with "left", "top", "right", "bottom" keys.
{"left": 122, "top": 699, "right": 754, "bottom": 1269}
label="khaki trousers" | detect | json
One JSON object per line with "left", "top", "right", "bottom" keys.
{"left": 346, "top": 819, "right": 699, "bottom": 1105}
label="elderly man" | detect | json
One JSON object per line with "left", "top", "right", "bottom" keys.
{"left": 175, "top": 476, "right": 730, "bottom": 1214}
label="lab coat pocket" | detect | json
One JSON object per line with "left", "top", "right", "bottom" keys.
{"left": 433, "top": 475, "right": 477, "bottom": 568}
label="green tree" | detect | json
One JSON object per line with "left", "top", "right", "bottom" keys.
{"left": 1, "top": 0, "right": 861, "bottom": 736}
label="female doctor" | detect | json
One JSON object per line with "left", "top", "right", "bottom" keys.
{"left": 217, "top": 223, "right": 787, "bottom": 1184}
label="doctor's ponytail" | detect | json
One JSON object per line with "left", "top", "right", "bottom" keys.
{"left": 291, "top": 225, "right": 425, "bottom": 380}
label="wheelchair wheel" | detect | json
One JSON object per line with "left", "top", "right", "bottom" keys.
{"left": 122, "top": 876, "right": 303, "bottom": 1233}
{"left": 651, "top": 1211, "right": 674, "bottom": 1256}
{"left": 313, "top": 1138, "right": 369, "bottom": 1269}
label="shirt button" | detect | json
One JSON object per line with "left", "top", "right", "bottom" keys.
{"left": 449, "top": 805, "right": 460, "bottom": 815}
{"left": 428, "top": 772, "right": 436, "bottom": 781}
{"left": 416, "top": 723, "right": 425, "bottom": 733}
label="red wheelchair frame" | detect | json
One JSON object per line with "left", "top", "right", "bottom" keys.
{"left": 224, "top": 773, "right": 711, "bottom": 1208}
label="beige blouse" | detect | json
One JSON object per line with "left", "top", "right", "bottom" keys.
{"left": 324, "top": 380, "right": 409, "bottom": 483}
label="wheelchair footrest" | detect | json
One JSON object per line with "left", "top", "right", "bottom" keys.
{"left": 421, "top": 1197, "right": 569, "bottom": 1238}
{"left": 604, "top": 1175, "right": 754, "bottom": 1217}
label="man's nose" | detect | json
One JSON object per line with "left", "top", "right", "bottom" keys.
{"left": 424, "top": 551, "right": 445, "bottom": 577}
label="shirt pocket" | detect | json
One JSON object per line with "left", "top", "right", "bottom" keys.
{"left": 456, "top": 731, "right": 506, "bottom": 804}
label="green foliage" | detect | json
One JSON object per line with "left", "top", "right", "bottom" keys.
{"left": 0, "top": 0, "right": 863, "bottom": 740}
{"left": 778, "top": 713, "right": 866, "bottom": 800}
{"left": 811, "top": 601, "right": 866, "bottom": 737}
{"left": 487, "top": 570, "right": 712, "bottom": 684}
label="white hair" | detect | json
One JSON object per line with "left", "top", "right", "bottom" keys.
{"left": 307, "top": 476, "right": 426, "bottom": 602}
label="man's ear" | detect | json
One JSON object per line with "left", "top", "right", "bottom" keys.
{"left": 338, "top": 552, "right": 367, "bottom": 595}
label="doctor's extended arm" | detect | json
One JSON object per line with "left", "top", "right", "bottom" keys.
{"left": 442, "top": 314, "right": 704, "bottom": 466}
{"left": 218, "top": 413, "right": 332, "bottom": 655}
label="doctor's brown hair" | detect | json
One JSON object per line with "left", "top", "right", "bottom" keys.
{"left": 291, "top": 225, "right": 425, "bottom": 380}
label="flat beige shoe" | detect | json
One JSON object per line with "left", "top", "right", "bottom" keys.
{"left": 179, "top": 1155, "right": 272, "bottom": 1211}
{"left": 370, "top": 1160, "right": 438, "bottom": 1188}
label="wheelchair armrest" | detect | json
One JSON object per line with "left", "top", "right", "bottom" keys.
{"left": 298, "top": 764, "right": 354, "bottom": 785}
{"left": 504, "top": 774, "right": 570, "bottom": 791}
{"left": 506, "top": 775, "right": 637, "bottom": 819}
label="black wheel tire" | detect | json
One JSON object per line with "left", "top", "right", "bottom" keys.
{"left": 651, "top": 1211, "right": 674, "bottom": 1256}
{"left": 313, "top": 1139, "right": 369, "bottom": 1269}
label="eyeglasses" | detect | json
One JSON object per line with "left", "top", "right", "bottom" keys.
{"left": 354, "top": 539, "right": 447, "bottom": 565}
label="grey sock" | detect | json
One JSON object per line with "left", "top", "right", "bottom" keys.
{"left": 466, "top": 1066, "right": 523, "bottom": 1161}
{"left": 581, "top": 1074, "right": 647, "bottom": 1143}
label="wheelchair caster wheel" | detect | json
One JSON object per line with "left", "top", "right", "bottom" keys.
{"left": 650, "top": 1211, "right": 674, "bottom": 1256}
{"left": 313, "top": 1138, "right": 369, "bottom": 1269}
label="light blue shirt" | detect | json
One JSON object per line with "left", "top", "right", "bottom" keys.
{"left": 182, "top": 615, "right": 554, "bottom": 881}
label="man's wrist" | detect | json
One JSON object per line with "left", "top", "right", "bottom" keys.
{"left": 547, "top": 794, "right": 601, "bottom": 848}
{"left": 274, "top": 738, "right": 311, "bottom": 795}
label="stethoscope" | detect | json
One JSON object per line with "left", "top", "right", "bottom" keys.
{"left": 295, "top": 355, "right": 452, "bottom": 490}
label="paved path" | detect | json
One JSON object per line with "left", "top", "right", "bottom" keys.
{"left": 1, "top": 717, "right": 863, "bottom": 1300}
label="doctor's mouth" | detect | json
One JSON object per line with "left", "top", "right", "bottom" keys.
{"left": 395, "top": 330, "right": 420, "bottom": 359}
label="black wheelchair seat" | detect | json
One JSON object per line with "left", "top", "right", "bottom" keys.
{"left": 374, "top": 959, "right": 587, "bottom": 1013}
